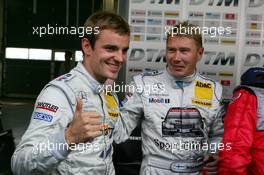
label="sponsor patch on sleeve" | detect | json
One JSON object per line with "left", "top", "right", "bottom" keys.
{"left": 56, "top": 73, "right": 74, "bottom": 81}
{"left": 33, "top": 112, "right": 53, "bottom": 122}
{"left": 36, "top": 102, "right": 59, "bottom": 113}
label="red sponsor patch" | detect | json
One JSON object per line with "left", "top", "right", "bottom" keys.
{"left": 225, "top": 13, "right": 235, "bottom": 20}
{"left": 166, "top": 19, "right": 176, "bottom": 26}
{"left": 221, "top": 80, "right": 231, "bottom": 86}
{"left": 36, "top": 102, "right": 59, "bottom": 113}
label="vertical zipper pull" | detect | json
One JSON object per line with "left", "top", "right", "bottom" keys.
{"left": 175, "top": 81, "right": 183, "bottom": 89}
{"left": 175, "top": 81, "right": 184, "bottom": 107}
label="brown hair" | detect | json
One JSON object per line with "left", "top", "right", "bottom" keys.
{"left": 83, "top": 11, "right": 130, "bottom": 49}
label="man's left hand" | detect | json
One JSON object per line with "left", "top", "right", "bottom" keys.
{"left": 202, "top": 154, "right": 218, "bottom": 175}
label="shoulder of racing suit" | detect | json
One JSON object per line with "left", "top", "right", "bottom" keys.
{"left": 131, "top": 71, "right": 223, "bottom": 103}
{"left": 196, "top": 73, "right": 223, "bottom": 103}
{"left": 133, "top": 69, "right": 164, "bottom": 80}
{"left": 131, "top": 70, "right": 164, "bottom": 92}
{"left": 233, "top": 85, "right": 256, "bottom": 95}
{"left": 44, "top": 72, "right": 120, "bottom": 114}
{"left": 133, "top": 70, "right": 163, "bottom": 82}
{"left": 233, "top": 85, "right": 264, "bottom": 131}
{"left": 43, "top": 73, "right": 78, "bottom": 114}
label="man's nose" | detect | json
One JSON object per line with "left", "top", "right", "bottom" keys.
{"left": 172, "top": 51, "right": 181, "bottom": 61}
{"left": 115, "top": 50, "right": 125, "bottom": 63}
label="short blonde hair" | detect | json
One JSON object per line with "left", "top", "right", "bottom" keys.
{"left": 167, "top": 21, "right": 203, "bottom": 49}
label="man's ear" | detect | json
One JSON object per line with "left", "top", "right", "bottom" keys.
{"left": 82, "top": 38, "right": 92, "bottom": 56}
{"left": 197, "top": 47, "right": 204, "bottom": 61}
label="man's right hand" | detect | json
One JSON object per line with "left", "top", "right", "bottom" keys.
{"left": 65, "top": 97, "right": 102, "bottom": 145}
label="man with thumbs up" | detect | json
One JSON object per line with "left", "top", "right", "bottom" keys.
{"left": 11, "top": 11, "right": 130, "bottom": 175}
{"left": 65, "top": 98, "right": 103, "bottom": 144}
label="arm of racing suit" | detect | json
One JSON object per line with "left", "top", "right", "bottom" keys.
{"left": 218, "top": 88, "right": 257, "bottom": 175}
{"left": 208, "top": 105, "right": 225, "bottom": 152}
{"left": 11, "top": 86, "right": 73, "bottom": 174}
{"left": 113, "top": 81, "right": 144, "bottom": 144}
{"left": 208, "top": 82, "right": 224, "bottom": 151}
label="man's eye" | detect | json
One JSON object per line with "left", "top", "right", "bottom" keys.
{"left": 104, "top": 46, "right": 117, "bottom": 52}
{"left": 106, "top": 47, "right": 115, "bottom": 51}
{"left": 167, "top": 48, "right": 176, "bottom": 52}
{"left": 180, "top": 49, "right": 188, "bottom": 53}
{"left": 123, "top": 48, "right": 129, "bottom": 53}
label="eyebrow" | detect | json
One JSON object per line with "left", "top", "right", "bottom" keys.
{"left": 103, "top": 44, "right": 129, "bottom": 51}
{"left": 123, "top": 47, "right": 129, "bottom": 51}
{"left": 103, "top": 44, "right": 119, "bottom": 50}
{"left": 179, "top": 47, "right": 191, "bottom": 50}
{"left": 167, "top": 46, "right": 191, "bottom": 50}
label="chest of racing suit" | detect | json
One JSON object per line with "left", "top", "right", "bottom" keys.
{"left": 114, "top": 69, "right": 224, "bottom": 175}
{"left": 11, "top": 62, "right": 119, "bottom": 175}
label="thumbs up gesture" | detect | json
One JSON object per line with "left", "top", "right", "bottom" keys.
{"left": 65, "top": 97, "right": 102, "bottom": 144}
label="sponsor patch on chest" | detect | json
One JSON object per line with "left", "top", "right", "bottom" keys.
{"left": 192, "top": 81, "right": 213, "bottom": 107}
{"left": 104, "top": 92, "right": 119, "bottom": 119}
{"left": 148, "top": 97, "right": 170, "bottom": 104}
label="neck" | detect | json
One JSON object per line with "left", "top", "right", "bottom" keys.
{"left": 82, "top": 60, "right": 106, "bottom": 84}
{"left": 167, "top": 68, "right": 196, "bottom": 82}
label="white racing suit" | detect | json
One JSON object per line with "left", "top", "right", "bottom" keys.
{"left": 114, "top": 69, "right": 224, "bottom": 175}
{"left": 11, "top": 62, "right": 119, "bottom": 175}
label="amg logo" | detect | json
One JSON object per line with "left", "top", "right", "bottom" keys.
{"left": 149, "top": 98, "right": 170, "bottom": 103}
{"left": 195, "top": 81, "right": 212, "bottom": 88}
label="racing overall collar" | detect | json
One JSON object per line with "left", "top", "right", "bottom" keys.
{"left": 236, "top": 85, "right": 264, "bottom": 131}
{"left": 74, "top": 62, "right": 103, "bottom": 94}
{"left": 165, "top": 68, "right": 197, "bottom": 89}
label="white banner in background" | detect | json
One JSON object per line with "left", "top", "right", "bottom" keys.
{"left": 186, "top": 0, "right": 241, "bottom": 99}
{"left": 127, "top": 0, "right": 182, "bottom": 82}
{"left": 242, "top": 0, "right": 264, "bottom": 77}
{"left": 127, "top": 0, "right": 264, "bottom": 100}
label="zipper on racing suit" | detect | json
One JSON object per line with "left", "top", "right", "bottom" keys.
{"left": 175, "top": 81, "right": 184, "bottom": 141}
{"left": 176, "top": 81, "right": 188, "bottom": 175}
{"left": 98, "top": 93, "right": 108, "bottom": 175}
{"left": 176, "top": 80, "right": 210, "bottom": 174}
{"left": 175, "top": 81, "right": 184, "bottom": 107}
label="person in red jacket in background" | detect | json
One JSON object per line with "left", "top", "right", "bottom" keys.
{"left": 219, "top": 67, "right": 264, "bottom": 175}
